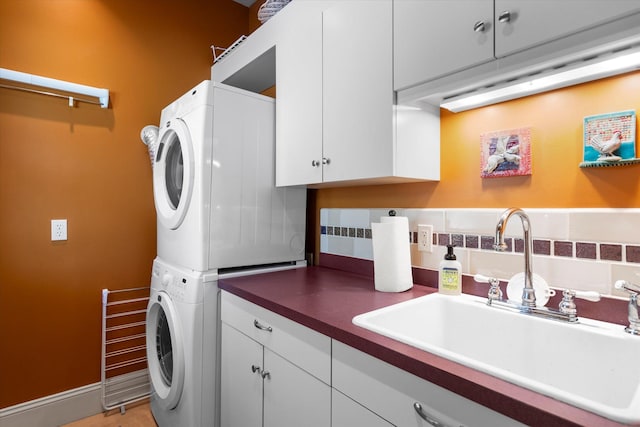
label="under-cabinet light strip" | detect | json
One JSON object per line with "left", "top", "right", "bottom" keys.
{"left": 441, "top": 50, "right": 640, "bottom": 112}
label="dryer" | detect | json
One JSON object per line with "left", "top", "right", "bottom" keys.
{"left": 146, "top": 257, "right": 218, "bottom": 427}
{"left": 153, "top": 81, "right": 306, "bottom": 272}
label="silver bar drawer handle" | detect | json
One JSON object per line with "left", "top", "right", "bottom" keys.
{"left": 254, "top": 319, "right": 273, "bottom": 332}
{"left": 413, "top": 402, "right": 454, "bottom": 427}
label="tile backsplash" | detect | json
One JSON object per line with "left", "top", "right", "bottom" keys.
{"left": 320, "top": 208, "right": 640, "bottom": 298}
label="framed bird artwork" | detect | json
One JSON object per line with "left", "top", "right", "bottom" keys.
{"left": 480, "top": 127, "right": 532, "bottom": 178}
{"left": 581, "top": 110, "right": 636, "bottom": 167}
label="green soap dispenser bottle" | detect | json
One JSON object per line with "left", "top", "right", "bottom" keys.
{"left": 439, "top": 245, "right": 462, "bottom": 295}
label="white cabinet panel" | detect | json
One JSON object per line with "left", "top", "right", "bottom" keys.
{"left": 495, "top": 0, "right": 640, "bottom": 57}
{"left": 264, "top": 348, "right": 331, "bottom": 427}
{"left": 332, "top": 388, "right": 393, "bottom": 427}
{"left": 332, "top": 340, "right": 525, "bottom": 427}
{"left": 275, "top": 3, "right": 325, "bottom": 186}
{"left": 394, "top": 0, "right": 494, "bottom": 90}
{"left": 394, "top": 0, "right": 640, "bottom": 94}
{"left": 220, "top": 323, "right": 263, "bottom": 427}
{"left": 322, "top": 0, "right": 394, "bottom": 183}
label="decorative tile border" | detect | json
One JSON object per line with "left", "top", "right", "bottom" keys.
{"left": 319, "top": 208, "right": 640, "bottom": 296}
{"left": 321, "top": 226, "right": 640, "bottom": 264}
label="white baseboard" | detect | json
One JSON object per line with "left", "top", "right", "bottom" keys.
{"left": 0, "top": 383, "right": 102, "bottom": 427}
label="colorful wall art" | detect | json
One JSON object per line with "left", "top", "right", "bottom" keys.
{"left": 582, "top": 110, "right": 636, "bottom": 167}
{"left": 480, "top": 127, "right": 532, "bottom": 178}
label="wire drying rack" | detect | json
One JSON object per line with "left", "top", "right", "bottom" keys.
{"left": 211, "top": 35, "right": 247, "bottom": 64}
{"left": 100, "top": 287, "right": 151, "bottom": 413}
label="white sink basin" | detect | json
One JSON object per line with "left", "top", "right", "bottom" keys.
{"left": 353, "top": 292, "right": 640, "bottom": 423}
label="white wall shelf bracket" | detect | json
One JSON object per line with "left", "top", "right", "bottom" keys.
{"left": 0, "top": 68, "right": 110, "bottom": 108}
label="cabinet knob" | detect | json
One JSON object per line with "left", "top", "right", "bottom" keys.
{"left": 311, "top": 160, "right": 320, "bottom": 167}
{"left": 473, "top": 21, "right": 486, "bottom": 33}
{"left": 322, "top": 157, "right": 331, "bottom": 165}
{"left": 251, "top": 365, "right": 261, "bottom": 374}
{"left": 498, "top": 10, "right": 511, "bottom": 23}
{"left": 260, "top": 370, "right": 270, "bottom": 379}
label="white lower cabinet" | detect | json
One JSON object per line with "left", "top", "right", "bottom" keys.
{"left": 221, "top": 291, "right": 524, "bottom": 426}
{"left": 220, "top": 323, "right": 263, "bottom": 427}
{"left": 332, "top": 340, "right": 525, "bottom": 427}
{"left": 263, "top": 348, "right": 330, "bottom": 427}
{"left": 332, "top": 388, "right": 393, "bottom": 427}
{"left": 220, "top": 291, "right": 331, "bottom": 427}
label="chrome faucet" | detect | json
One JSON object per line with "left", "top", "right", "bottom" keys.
{"left": 494, "top": 207, "right": 536, "bottom": 308}
{"left": 475, "top": 208, "right": 600, "bottom": 323}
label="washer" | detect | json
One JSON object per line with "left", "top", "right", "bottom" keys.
{"left": 146, "top": 257, "right": 219, "bottom": 427}
{"left": 153, "top": 80, "right": 306, "bottom": 272}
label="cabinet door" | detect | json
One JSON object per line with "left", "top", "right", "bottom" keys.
{"left": 275, "top": 3, "right": 324, "bottom": 186}
{"left": 322, "top": 0, "right": 394, "bottom": 183}
{"left": 332, "top": 388, "right": 393, "bottom": 427}
{"left": 263, "top": 348, "right": 331, "bottom": 427}
{"left": 394, "top": 0, "right": 494, "bottom": 90}
{"left": 495, "top": 0, "right": 640, "bottom": 57}
{"left": 220, "top": 324, "right": 263, "bottom": 427}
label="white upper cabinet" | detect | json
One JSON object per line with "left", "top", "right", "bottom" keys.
{"left": 274, "top": 3, "right": 325, "bottom": 186}
{"left": 322, "top": 0, "right": 394, "bottom": 184}
{"left": 494, "top": 0, "right": 640, "bottom": 58}
{"left": 394, "top": 0, "right": 640, "bottom": 91}
{"left": 279, "top": 0, "right": 440, "bottom": 187}
{"left": 394, "top": 0, "right": 494, "bottom": 91}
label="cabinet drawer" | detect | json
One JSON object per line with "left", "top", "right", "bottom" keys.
{"left": 332, "top": 340, "right": 524, "bottom": 427}
{"left": 221, "top": 291, "right": 331, "bottom": 384}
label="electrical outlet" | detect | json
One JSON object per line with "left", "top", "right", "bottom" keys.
{"left": 51, "top": 219, "right": 67, "bottom": 241}
{"left": 417, "top": 224, "right": 433, "bottom": 252}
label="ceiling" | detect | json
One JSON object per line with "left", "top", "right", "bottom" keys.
{"left": 233, "top": 0, "right": 257, "bottom": 6}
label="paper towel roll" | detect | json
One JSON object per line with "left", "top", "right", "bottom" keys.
{"left": 371, "top": 216, "right": 413, "bottom": 292}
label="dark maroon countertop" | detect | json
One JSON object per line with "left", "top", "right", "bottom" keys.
{"left": 218, "top": 259, "right": 633, "bottom": 427}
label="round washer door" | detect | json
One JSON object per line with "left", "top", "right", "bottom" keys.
{"left": 153, "top": 119, "right": 194, "bottom": 230}
{"left": 146, "top": 291, "right": 185, "bottom": 410}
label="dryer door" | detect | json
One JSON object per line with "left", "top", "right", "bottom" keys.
{"left": 146, "top": 291, "right": 185, "bottom": 410}
{"left": 153, "top": 118, "right": 194, "bottom": 230}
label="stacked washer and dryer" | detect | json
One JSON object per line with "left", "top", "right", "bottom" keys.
{"left": 145, "top": 81, "right": 306, "bottom": 427}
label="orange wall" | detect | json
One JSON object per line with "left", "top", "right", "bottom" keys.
{"left": 316, "top": 71, "right": 640, "bottom": 210}
{"left": 0, "top": 0, "right": 248, "bottom": 408}
{"left": 314, "top": 72, "right": 640, "bottom": 261}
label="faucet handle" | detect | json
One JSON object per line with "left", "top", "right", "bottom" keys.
{"left": 474, "top": 273, "right": 497, "bottom": 284}
{"left": 571, "top": 290, "right": 601, "bottom": 302}
{"left": 474, "top": 274, "right": 503, "bottom": 303}
{"left": 558, "top": 289, "right": 600, "bottom": 317}
{"left": 615, "top": 280, "right": 640, "bottom": 295}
